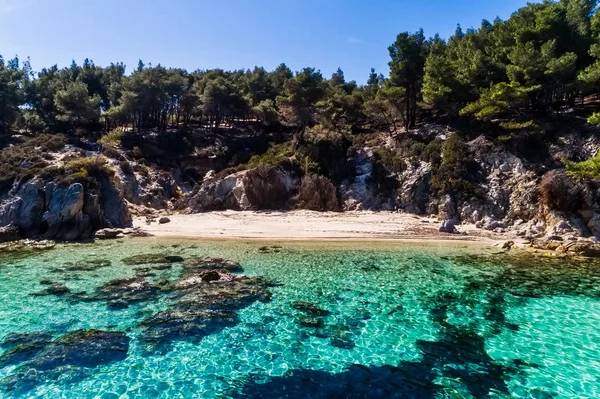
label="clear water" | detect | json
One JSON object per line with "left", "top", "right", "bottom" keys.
{"left": 0, "top": 238, "right": 599, "bottom": 398}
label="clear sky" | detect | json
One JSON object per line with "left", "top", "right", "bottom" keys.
{"left": 0, "top": 0, "right": 531, "bottom": 83}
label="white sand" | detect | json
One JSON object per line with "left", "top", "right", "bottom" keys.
{"left": 133, "top": 210, "right": 502, "bottom": 243}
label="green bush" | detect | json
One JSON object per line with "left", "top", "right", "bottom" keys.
{"left": 0, "top": 134, "right": 67, "bottom": 193}
{"left": 430, "top": 134, "right": 482, "bottom": 199}
{"left": 373, "top": 148, "right": 406, "bottom": 174}
{"left": 246, "top": 143, "right": 295, "bottom": 169}
{"left": 293, "top": 173, "right": 339, "bottom": 211}
{"left": 563, "top": 153, "right": 600, "bottom": 180}
{"left": 99, "top": 128, "right": 124, "bottom": 146}
{"left": 244, "top": 166, "right": 290, "bottom": 210}
{"left": 61, "top": 156, "right": 114, "bottom": 188}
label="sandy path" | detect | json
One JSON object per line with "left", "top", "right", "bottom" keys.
{"left": 133, "top": 210, "right": 502, "bottom": 243}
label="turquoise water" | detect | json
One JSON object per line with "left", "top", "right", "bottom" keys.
{"left": 0, "top": 238, "right": 599, "bottom": 398}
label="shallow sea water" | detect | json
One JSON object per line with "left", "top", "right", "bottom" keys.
{"left": 0, "top": 238, "right": 599, "bottom": 398}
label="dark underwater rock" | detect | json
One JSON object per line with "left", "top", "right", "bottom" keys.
{"left": 31, "top": 283, "right": 70, "bottom": 296}
{"left": 139, "top": 309, "right": 238, "bottom": 353}
{"left": 291, "top": 301, "right": 331, "bottom": 316}
{"left": 182, "top": 257, "right": 244, "bottom": 273}
{"left": 330, "top": 328, "right": 355, "bottom": 350}
{"left": 298, "top": 316, "right": 325, "bottom": 328}
{"left": 0, "top": 330, "right": 129, "bottom": 394}
{"left": 139, "top": 268, "right": 276, "bottom": 353}
{"left": 121, "top": 253, "right": 184, "bottom": 265}
{"left": 63, "top": 259, "right": 112, "bottom": 271}
{"left": 0, "top": 332, "right": 54, "bottom": 368}
{"left": 91, "top": 277, "right": 159, "bottom": 309}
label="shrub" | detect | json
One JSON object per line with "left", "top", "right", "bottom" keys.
{"left": 57, "top": 156, "right": 113, "bottom": 188}
{"left": 430, "top": 134, "right": 483, "bottom": 199}
{"left": 244, "top": 166, "right": 290, "bottom": 210}
{"left": 563, "top": 153, "right": 600, "bottom": 180}
{"left": 102, "top": 145, "right": 127, "bottom": 161}
{"left": 246, "top": 143, "right": 295, "bottom": 169}
{"left": 373, "top": 148, "right": 406, "bottom": 174}
{"left": 0, "top": 134, "right": 67, "bottom": 193}
{"left": 294, "top": 174, "right": 339, "bottom": 211}
{"left": 119, "top": 161, "right": 134, "bottom": 175}
{"left": 422, "top": 138, "right": 443, "bottom": 164}
{"left": 133, "top": 163, "right": 150, "bottom": 177}
{"left": 28, "top": 134, "right": 67, "bottom": 152}
{"left": 540, "top": 169, "right": 589, "bottom": 212}
{"left": 64, "top": 155, "right": 113, "bottom": 178}
{"left": 98, "top": 128, "right": 124, "bottom": 146}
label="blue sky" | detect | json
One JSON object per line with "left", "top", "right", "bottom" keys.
{"left": 0, "top": 0, "right": 531, "bottom": 83}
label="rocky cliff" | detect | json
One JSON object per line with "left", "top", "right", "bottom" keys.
{"left": 0, "top": 176, "right": 131, "bottom": 242}
{"left": 3, "top": 122, "right": 600, "bottom": 247}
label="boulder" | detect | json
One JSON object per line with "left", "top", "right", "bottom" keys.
{"left": 501, "top": 240, "right": 515, "bottom": 250}
{"left": 0, "top": 175, "right": 132, "bottom": 242}
{"left": 0, "top": 179, "right": 45, "bottom": 235}
{"left": 94, "top": 228, "right": 123, "bottom": 240}
{"left": 438, "top": 219, "right": 458, "bottom": 234}
{"left": 561, "top": 241, "right": 600, "bottom": 257}
{"left": 158, "top": 217, "right": 171, "bottom": 224}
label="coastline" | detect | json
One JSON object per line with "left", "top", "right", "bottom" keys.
{"left": 133, "top": 210, "right": 505, "bottom": 245}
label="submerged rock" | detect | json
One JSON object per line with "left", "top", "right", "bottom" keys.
{"left": 291, "top": 301, "right": 331, "bottom": 316}
{"left": 91, "top": 277, "right": 159, "bottom": 309}
{"left": 139, "top": 309, "right": 238, "bottom": 352}
{"left": 182, "top": 257, "right": 244, "bottom": 273}
{"left": 121, "top": 253, "right": 184, "bottom": 265}
{"left": 139, "top": 267, "right": 276, "bottom": 353}
{"left": 330, "top": 328, "right": 355, "bottom": 350}
{"left": 0, "top": 330, "right": 130, "bottom": 394}
{"left": 298, "top": 316, "right": 325, "bottom": 329}
{"left": 63, "top": 259, "right": 112, "bottom": 271}
{"left": 0, "top": 332, "right": 54, "bottom": 368}
{"left": 31, "top": 283, "right": 70, "bottom": 297}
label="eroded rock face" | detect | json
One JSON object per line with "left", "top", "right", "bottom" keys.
{"left": 185, "top": 171, "right": 251, "bottom": 212}
{"left": 0, "top": 179, "right": 45, "bottom": 235}
{"left": 0, "top": 177, "right": 132, "bottom": 242}
{"left": 0, "top": 224, "right": 21, "bottom": 243}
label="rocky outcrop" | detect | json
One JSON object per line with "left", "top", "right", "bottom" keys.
{"left": 114, "top": 167, "right": 179, "bottom": 209}
{"left": 183, "top": 166, "right": 297, "bottom": 212}
{"left": 185, "top": 170, "right": 251, "bottom": 211}
{"left": 0, "top": 177, "right": 131, "bottom": 242}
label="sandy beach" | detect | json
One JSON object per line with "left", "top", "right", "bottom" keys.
{"left": 133, "top": 210, "right": 503, "bottom": 243}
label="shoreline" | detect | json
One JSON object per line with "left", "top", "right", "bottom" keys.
{"left": 133, "top": 210, "right": 505, "bottom": 246}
